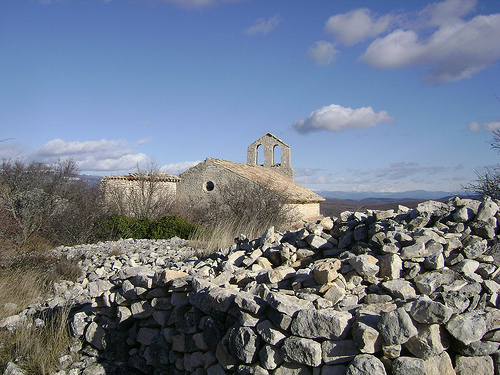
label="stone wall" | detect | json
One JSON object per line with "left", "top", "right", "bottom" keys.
{"left": 3, "top": 196, "right": 500, "bottom": 374}
{"left": 101, "top": 175, "right": 177, "bottom": 218}
{"left": 287, "top": 203, "right": 321, "bottom": 222}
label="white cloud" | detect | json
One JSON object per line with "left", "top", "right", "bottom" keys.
{"left": 161, "top": 160, "right": 201, "bottom": 175}
{"left": 307, "top": 41, "right": 338, "bottom": 66}
{"left": 0, "top": 141, "right": 26, "bottom": 160}
{"left": 359, "top": 2, "right": 500, "bottom": 83}
{"left": 26, "top": 138, "right": 149, "bottom": 172}
{"left": 325, "top": 8, "right": 392, "bottom": 46}
{"left": 469, "top": 121, "right": 500, "bottom": 132}
{"left": 293, "top": 104, "right": 394, "bottom": 134}
{"left": 245, "top": 15, "right": 280, "bottom": 36}
{"left": 420, "top": 0, "right": 477, "bottom": 27}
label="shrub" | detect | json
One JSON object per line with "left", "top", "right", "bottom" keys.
{"left": 0, "top": 159, "right": 104, "bottom": 250}
{"left": 183, "top": 178, "right": 297, "bottom": 255}
{"left": 97, "top": 215, "right": 198, "bottom": 240}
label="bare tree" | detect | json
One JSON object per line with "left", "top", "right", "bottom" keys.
{"left": 0, "top": 159, "right": 80, "bottom": 249}
{"left": 102, "top": 161, "right": 176, "bottom": 220}
{"left": 182, "top": 176, "right": 297, "bottom": 231}
{"left": 217, "top": 177, "right": 296, "bottom": 230}
{"left": 466, "top": 130, "right": 500, "bottom": 200}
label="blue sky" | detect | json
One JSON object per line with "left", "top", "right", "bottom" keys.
{"left": 1, "top": 0, "right": 500, "bottom": 193}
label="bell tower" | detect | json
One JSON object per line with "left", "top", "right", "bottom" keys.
{"left": 247, "top": 133, "right": 294, "bottom": 181}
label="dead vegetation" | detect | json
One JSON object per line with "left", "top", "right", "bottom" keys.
{"left": 185, "top": 178, "right": 297, "bottom": 255}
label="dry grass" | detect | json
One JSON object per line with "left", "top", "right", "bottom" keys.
{"left": 0, "top": 252, "right": 81, "bottom": 374}
{"left": 0, "top": 306, "right": 73, "bottom": 375}
{"left": 189, "top": 215, "right": 293, "bottom": 257}
{"left": 0, "top": 253, "right": 81, "bottom": 318}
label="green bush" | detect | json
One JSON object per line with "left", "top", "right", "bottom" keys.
{"left": 98, "top": 215, "right": 198, "bottom": 240}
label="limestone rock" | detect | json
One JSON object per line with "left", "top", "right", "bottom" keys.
{"left": 423, "top": 351, "right": 455, "bottom": 375}
{"left": 321, "top": 340, "right": 358, "bottom": 365}
{"left": 345, "top": 354, "right": 387, "bottom": 375}
{"left": 291, "top": 309, "right": 352, "bottom": 340}
{"left": 446, "top": 311, "right": 487, "bottom": 345}
{"left": 349, "top": 254, "right": 379, "bottom": 277}
{"left": 409, "top": 296, "right": 453, "bottom": 324}
{"left": 392, "top": 357, "right": 425, "bottom": 375}
{"left": 378, "top": 307, "right": 418, "bottom": 345}
{"left": 454, "top": 355, "right": 494, "bottom": 375}
{"left": 281, "top": 336, "right": 322, "bottom": 367}
{"left": 228, "top": 326, "right": 261, "bottom": 364}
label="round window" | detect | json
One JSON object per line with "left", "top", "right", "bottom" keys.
{"left": 205, "top": 181, "right": 215, "bottom": 191}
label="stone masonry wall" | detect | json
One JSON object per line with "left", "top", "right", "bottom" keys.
{"left": 3, "top": 197, "right": 500, "bottom": 374}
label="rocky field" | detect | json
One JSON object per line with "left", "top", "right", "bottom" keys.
{"left": 2, "top": 196, "right": 500, "bottom": 375}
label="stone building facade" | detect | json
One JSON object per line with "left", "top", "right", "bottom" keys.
{"left": 100, "top": 173, "right": 179, "bottom": 218}
{"left": 177, "top": 133, "right": 323, "bottom": 219}
{"left": 102, "top": 133, "right": 324, "bottom": 220}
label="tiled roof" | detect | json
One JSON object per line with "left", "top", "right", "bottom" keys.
{"left": 102, "top": 172, "right": 180, "bottom": 182}
{"left": 207, "top": 158, "right": 324, "bottom": 204}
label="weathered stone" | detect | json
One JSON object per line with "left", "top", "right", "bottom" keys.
{"left": 455, "top": 355, "right": 494, "bottom": 375}
{"left": 414, "top": 269, "right": 458, "bottom": 295}
{"left": 457, "top": 340, "right": 499, "bottom": 356}
{"left": 409, "top": 296, "right": 453, "bottom": 324}
{"left": 3, "top": 362, "right": 26, "bottom": 375}
{"left": 191, "top": 279, "right": 236, "bottom": 313}
{"left": 117, "top": 306, "right": 132, "bottom": 327}
{"left": 265, "top": 291, "right": 314, "bottom": 317}
{"left": 70, "top": 311, "right": 89, "bottom": 337}
{"left": 320, "top": 365, "right": 349, "bottom": 375}
{"left": 136, "top": 327, "right": 160, "bottom": 346}
{"left": 256, "top": 320, "right": 286, "bottom": 346}
{"left": 85, "top": 322, "right": 106, "bottom": 351}
{"left": 476, "top": 196, "right": 499, "bottom": 221}
{"left": 349, "top": 254, "right": 379, "bottom": 277}
{"left": 291, "top": 309, "right": 352, "bottom": 340}
{"left": 446, "top": 311, "right": 487, "bottom": 345}
{"left": 381, "top": 279, "right": 417, "bottom": 300}
{"left": 323, "top": 283, "right": 346, "bottom": 305}
{"left": 463, "top": 238, "right": 488, "bottom": 259}
{"left": 273, "top": 363, "right": 312, "bottom": 375}
{"left": 267, "top": 266, "right": 296, "bottom": 284}
{"left": 259, "top": 344, "right": 284, "bottom": 370}
{"left": 455, "top": 259, "right": 480, "bottom": 275}
{"left": 228, "top": 326, "right": 261, "bottom": 364}
{"left": 378, "top": 307, "right": 418, "bottom": 345}
{"left": 392, "top": 357, "right": 425, "bottom": 375}
{"left": 130, "top": 300, "right": 154, "bottom": 319}
{"left": 454, "top": 206, "right": 475, "bottom": 223}
{"left": 423, "top": 351, "right": 455, "bottom": 375}
{"left": 281, "top": 336, "right": 322, "bottom": 367}
{"left": 237, "top": 364, "right": 269, "bottom": 375}
{"left": 321, "top": 340, "right": 358, "bottom": 365}
{"left": 382, "top": 344, "right": 401, "bottom": 359}
{"left": 405, "top": 324, "right": 447, "bottom": 359}
{"left": 314, "top": 260, "right": 341, "bottom": 284}
{"left": 352, "top": 320, "right": 382, "bottom": 354}
{"left": 378, "top": 254, "right": 402, "bottom": 280}
{"left": 345, "top": 354, "right": 387, "bottom": 375}
{"left": 307, "top": 234, "right": 334, "bottom": 250}
{"left": 416, "top": 200, "right": 450, "bottom": 218}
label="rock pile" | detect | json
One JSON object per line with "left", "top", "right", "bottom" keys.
{"left": 3, "top": 196, "right": 500, "bottom": 375}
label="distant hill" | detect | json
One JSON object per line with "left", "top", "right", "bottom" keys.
{"left": 78, "top": 175, "right": 103, "bottom": 186}
{"left": 315, "top": 190, "right": 471, "bottom": 202}
{"left": 318, "top": 190, "right": 478, "bottom": 218}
